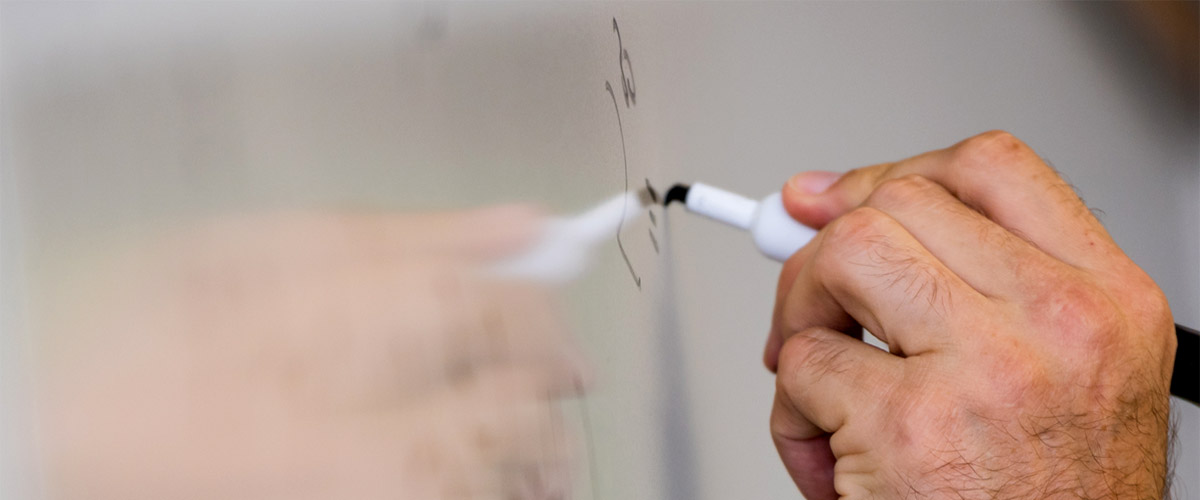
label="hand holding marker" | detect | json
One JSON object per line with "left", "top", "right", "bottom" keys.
{"left": 493, "top": 180, "right": 1197, "bottom": 405}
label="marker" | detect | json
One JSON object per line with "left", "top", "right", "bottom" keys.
{"left": 662, "top": 182, "right": 816, "bottom": 262}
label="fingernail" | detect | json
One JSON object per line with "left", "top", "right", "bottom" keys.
{"left": 788, "top": 171, "right": 840, "bottom": 195}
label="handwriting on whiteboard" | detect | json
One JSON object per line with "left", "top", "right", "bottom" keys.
{"left": 605, "top": 18, "right": 658, "bottom": 290}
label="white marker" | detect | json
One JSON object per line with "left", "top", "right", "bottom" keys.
{"left": 491, "top": 181, "right": 815, "bottom": 283}
{"left": 662, "top": 182, "right": 816, "bottom": 262}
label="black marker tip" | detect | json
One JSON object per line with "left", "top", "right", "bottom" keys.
{"left": 663, "top": 184, "right": 690, "bottom": 206}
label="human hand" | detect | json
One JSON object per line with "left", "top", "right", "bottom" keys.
{"left": 765, "top": 131, "right": 1176, "bottom": 499}
{"left": 35, "top": 206, "right": 584, "bottom": 500}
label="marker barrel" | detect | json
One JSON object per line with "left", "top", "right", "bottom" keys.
{"left": 685, "top": 183, "right": 758, "bottom": 230}
{"left": 683, "top": 182, "right": 818, "bottom": 262}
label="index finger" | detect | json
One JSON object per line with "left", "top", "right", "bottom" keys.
{"left": 782, "top": 130, "right": 1121, "bottom": 272}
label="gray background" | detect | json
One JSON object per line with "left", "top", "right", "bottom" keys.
{"left": 2, "top": 2, "right": 1196, "bottom": 499}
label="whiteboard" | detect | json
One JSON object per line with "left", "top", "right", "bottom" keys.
{"left": 2, "top": 3, "right": 1197, "bottom": 499}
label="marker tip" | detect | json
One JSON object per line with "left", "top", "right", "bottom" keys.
{"left": 663, "top": 184, "right": 690, "bottom": 206}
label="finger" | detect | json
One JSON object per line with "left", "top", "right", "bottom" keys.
{"left": 861, "top": 174, "right": 1069, "bottom": 301}
{"left": 770, "top": 328, "right": 897, "bottom": 500}
{"left": 777, "top": 207, "right": 988, "bottom": 357}
{"left": 771, "top": 326, "right": 898, "bottom": 450}
{"left": 770, "top": 431, "right": 838, "bottom": 500}
{"left": 765, "top": 242, "right": 861, "bottom": 373}
{"left": 780, "top": 170, "right": 844, "bottom": 228}
{"left": 782, "top": 130, "right": 1120, "bottom": 271}
{"left": 765, "top": 243, "right": 815, "bottom": 373}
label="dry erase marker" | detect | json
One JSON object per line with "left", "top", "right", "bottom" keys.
{"left": 662, "top": 182, "right": 816, "bottom": 262}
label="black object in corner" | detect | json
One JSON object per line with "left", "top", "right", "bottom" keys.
{"left": 1174, "top": 323, "right": 1199, "bottom": 406}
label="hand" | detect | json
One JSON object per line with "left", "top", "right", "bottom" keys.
{"left": 35, "top": 206, "right": 584, "bottom": 500}
{"left": 765, "top": 131, "right": 1176, "bottom": 499}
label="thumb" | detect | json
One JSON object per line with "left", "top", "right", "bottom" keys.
{"left": 782, "top": 167, "right": 888, "bottom": 228}
{"left": 780, "top": 171, "right": 844, "bottom": 228}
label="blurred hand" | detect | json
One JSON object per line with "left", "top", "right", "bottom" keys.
{"left": 765, "top": 131, "right": 1176, "bottom": 499}
{"left": 36, "top": 206, "right": 584, "bottom": 500}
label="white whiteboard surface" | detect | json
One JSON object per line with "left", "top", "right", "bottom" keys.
{"left": 3, "top": 3, "right": 1197, "bottom": 499}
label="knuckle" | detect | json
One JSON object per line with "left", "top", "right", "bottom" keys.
{"left": 1127, "top": 278, "right": 1173, "bottom": 329}
{"left": 814, "top": 207, "right": 895, "bottom": 281}
{"left": 777, "top": 328, "right": 853, "bottom": 384}
{"left": 950, "top": 130, "right": 1038, "bottom": 178}
{"left": 866, "top": 174, "right": 941, "bottom": 210}
{"left": 822, "top": 207, "right": 893, "bottom": 252}
{"left": 1032, "top": 278, "right": 1123, "bottom": 349}
{"left": 1123, "top": 281, "right": 1176, "bottom": 362}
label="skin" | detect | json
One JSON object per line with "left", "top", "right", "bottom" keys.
{"left": 766, "top": 131, "right": 1177, "bottom": 500}
{"left": 35, "top": 206, "right": 583, "bottom": 500}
